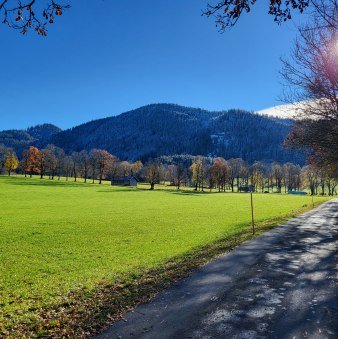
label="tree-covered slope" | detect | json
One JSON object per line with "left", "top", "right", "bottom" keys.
{"left": 51, "top": 104, "right": 216, "bottom": 160}
{"left": 51, "top": 104, "right": 304, "bottom": 163}
{"left": 0, "top": 104, "right": 304, "bottom": 164}
{"left": 0, "top": 124, "right": 61, "bottom": 156}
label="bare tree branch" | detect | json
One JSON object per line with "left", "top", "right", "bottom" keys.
{"left": 203, "top": 0, "right": 310, "bottom": 32}
{"left": 1, "top": 0, "right": 70, "bottom": 35}
{"left": 282, "top": 0, "right": 338, "bottom": 176}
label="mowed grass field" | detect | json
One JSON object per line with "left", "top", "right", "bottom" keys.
{"left": 0, "top": 176, "right": 330, "bottom": 336}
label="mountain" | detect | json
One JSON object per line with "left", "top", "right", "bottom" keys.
{"left": 0, "top": 124, "right": 61, "bottom": 156}
{"left": 26, "top": 124, "right": 62, "bottom": 142}
{"left": 50, "top": 104, "right": 303, "bottom": 164}
{"left": 0, "top": 104, "right": 305, "bottom": 164}
{"left": 51, "top": 104, "right": 217, "bottom": 161}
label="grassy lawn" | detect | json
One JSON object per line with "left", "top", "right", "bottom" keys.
{"left": 0, "top": 175, "right": 330, "bottom": 336}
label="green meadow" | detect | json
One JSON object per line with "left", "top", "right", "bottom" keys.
{"left": 0, "top": 176, "right": 330, "bottom": 336}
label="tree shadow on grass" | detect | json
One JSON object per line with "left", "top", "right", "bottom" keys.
{"left": 0, "top": 177, "right": 98, "bottom": 188}
{"left": 168, "top": 190, "right": 209, "bottom": 196}
{"left": 97, "top": 188, "right": 145, "bottom": 193}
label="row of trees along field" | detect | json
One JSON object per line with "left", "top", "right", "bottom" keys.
{"left": 0, "top": 144, "right": 336, "bottom": 195}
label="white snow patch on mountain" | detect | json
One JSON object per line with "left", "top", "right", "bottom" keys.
{"left": 255, "top": 103, "right": 297, "bottom": 119}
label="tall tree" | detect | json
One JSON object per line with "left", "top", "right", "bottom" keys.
{"left": 4, "top": 149, "right": 18, "bottom": 175}
{"left": 212, "top": 157, "right": 229, "bottom": 192}
{"left": 54, "top": 147, "right": 66, "bottom": 180}
{"left": 71, "top": 151, "right": 82, "bottom": 182}
{"left": 37, "top": 148, "right": 49, "bottom": 179}
{"left": 283, "top": 0, "right": 338, "bottom": 177}
{"left": 131, "top": 160, "right": 143, "bottom": 178}
{"left": 174, "top": 163, "right": 186, "bottom": 190}
{"left": 145, "top": 160, "right": 162, "bottom": 190}
{"left": 21, "top": 146, "right": 40, "bottom": 177}
{"left": 272, "top": 162, "right": 283, "bottom": 193}
{"left": 325, "top": 170, "right": 337, "bottom": 195}
{"left": 250, "top": 161, "right": 266, "bottom": 192}
{"left": 228, "top": 158, "right": 245, "bottom": 192}
{"left": 0, "top": 144, "right": 7, "bottom": 173}
{"left": 119, "top": 161, "right": 132, "bottom": 178}
{"left": 91, "top": 149, "right": 114, "bottom": 184}
{"left": 190, "top": 157, "right": 205, "bottom": 191}
{"left": 63, "top": 155, "right": 73, "bottom": 181}
{"left": 44, "top": 144, "right": 58, "bottom": 179}
{"left": 78, "top": 150, "right": 90, "bottom": 183}
{"left": 283, "top": 162, "right": 301, "bottom": 192}
{"left": 301, "top": 164, "right": 320, "bottom": 195}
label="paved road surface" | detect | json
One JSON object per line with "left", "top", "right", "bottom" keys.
{"left": 99, "top": 199, "right": 338, "bottom": 339}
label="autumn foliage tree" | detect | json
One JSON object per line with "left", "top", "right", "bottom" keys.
{"left": 190, "top": 157, "right": 205, "bottom": 191}
{"left": 211, "top": 157, "right": 230, "bottom": 192}
{"left": 91, "top": 149, "right": 114, "bottom": 184}
{"left": 4, "top": 149, "right": 18, "bottom": 175}
{"left": 21, "top": 146, "right": 40, "bottom": 177}
{"left": 250, "top": 161, "right": 266, "bottom": 192}
{"left": 131, "top": 160, "right": 143, "bottom": 178}
{"left": 145, "top": 160, "right": 162, "bottom": 190}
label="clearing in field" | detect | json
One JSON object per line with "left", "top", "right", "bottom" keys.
{"left": 0, "top": 176, "right": 329, "bottom": 336}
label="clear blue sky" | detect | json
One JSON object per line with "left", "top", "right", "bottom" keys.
{"left": 0, "top": 0, "right": 304, "bottom": 130}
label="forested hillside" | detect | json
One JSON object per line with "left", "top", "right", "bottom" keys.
{"left": 0, "top": 124, "right": 61, "bottom": 156}
{"left": 0, "top": 104, "right": 305, "bottom": 164}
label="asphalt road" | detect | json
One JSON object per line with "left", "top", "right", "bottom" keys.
{"left": 99, "top": 199, "right": 338, "bottom": 339}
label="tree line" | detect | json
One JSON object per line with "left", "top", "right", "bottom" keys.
{"left": 0, "top": 144, "right": 336, "bottom": 195}
{"left": 160, "top": 155, "right": 337, "bottom": 195}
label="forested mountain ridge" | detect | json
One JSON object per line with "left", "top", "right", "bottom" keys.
{"left": 0, "top": 104, "right": 305, "bottom": 164}
{"left": 0, "top": 124, "right": 61, "bottom": 156}
{"left": 51, "top": 104, "right": 217, "bottom": 161}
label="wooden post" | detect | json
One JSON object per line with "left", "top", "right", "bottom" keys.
{"left": 250, "top": 191, "right": 255, "bottom": 235}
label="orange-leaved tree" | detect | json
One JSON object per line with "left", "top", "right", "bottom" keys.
{"left": 21, "top": 146, "right": 40, "bottom": 177}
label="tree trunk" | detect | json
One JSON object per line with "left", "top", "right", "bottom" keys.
{"left": 150, "top": 182, "right": 155, "bottom": 190}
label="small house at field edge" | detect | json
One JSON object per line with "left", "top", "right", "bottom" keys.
{"left": 111, "top": 176, "right": 138, "bottom": 187}
{"left": 238, "top": 185, "right": 255, "bottom": 192}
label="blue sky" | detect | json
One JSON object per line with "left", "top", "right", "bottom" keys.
{"left": 0, "top": 0, "right": 305, "bottom": 130}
